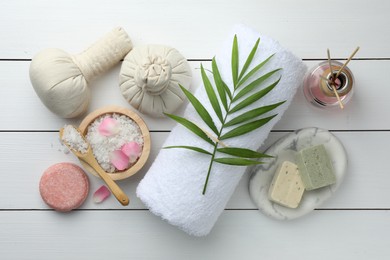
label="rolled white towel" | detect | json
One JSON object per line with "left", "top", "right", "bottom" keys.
{"left": 137, "top": 24, "right": 307, "bottom": 236}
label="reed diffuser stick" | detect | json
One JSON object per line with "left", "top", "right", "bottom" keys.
{"left": 327, "top": 49, "right": 334, "bottom": 81}
{"left": 331, "top": 85, "right": 344, "bottom": 109}
{"left": 334, "top": 47, "right": 360, "bottom": 80}
{"left": 326, "top": 49, "right": 344, "bottom": 109}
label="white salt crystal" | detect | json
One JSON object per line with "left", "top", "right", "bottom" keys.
{"left": 61, "top": 125, "right": 89, "bottom": 154}
{"left": 86, "top": 114, "right": 144, "bottom": 173}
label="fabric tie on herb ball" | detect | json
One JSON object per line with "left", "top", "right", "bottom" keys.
{"left": 119, "top": 45, "right": 192, "bottom": 117}
{"left": 136, "top": 56, "right": 172, "bottom": 95}
{"left": 29, "top": 27, "right": 133, "bottom": 118}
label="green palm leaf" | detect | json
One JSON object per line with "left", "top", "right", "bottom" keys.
{"left": 167, "top": 36, "right": 285, "bottom": 195}
{"left": 217, "top": 147, "right": 272, "bottom": 158}
{"left": 214, "top": 157, "right": 264, "bottom": 166}
{"left": 200, "top": 64, "right": 232, "bottom": 100}
{"left": 232, "top": 35, "right": 239, "bottom": 87}
{"left": 237, "top": 53, "right": 275, "bottom": 88}
{"left": 220, "top": 115, "right": 277, "bottom": 140}
{"left": 238, "top": 38, "right": 260, "bottom": 82}
{"left": 225, "top": 101, "right": 285, "bottom": 127}
{"left": 233, "top": 68, "right": 281, "bottom": 102}
{"left": 179, "top": 84, "right": 218, "bottom": 135}
{"left": 212, "top": 57, "right": 228, "bottom": 110}
{"left": 164, "top": 146, "right": 212, "bottom": 155}
{"left": 165, "top": 113, "right": 215, "bottom": 145}
{"left": 223, "top": 81, "right": 232, "bottom": 100}
{"left": 201, "top": 64, "right": 223, "bottom": 122}
{"left": 230, "top": 77, "right": 281, "bottom": 114}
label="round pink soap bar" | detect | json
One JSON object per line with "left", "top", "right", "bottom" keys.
{"left": 39, "top": 163, "right": 89, "bottom": 212}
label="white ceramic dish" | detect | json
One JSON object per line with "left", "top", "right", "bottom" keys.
{"left": 249, "top": 127, "right": 348, "bottom": 220}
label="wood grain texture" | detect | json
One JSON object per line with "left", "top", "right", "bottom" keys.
{"left": 1, "top": 60, "right": 390, "bottom": 131}
{"left": 0, "top": 210, "right": 389, "bottom": 260}
{"left": 1, "top": 131, "right": 389, "bottom": 210}
{"left": 1, "top": 0, "right": 389, "bottom": 258}
{"left": 0, "top": 0, "right": 389, "bottom": 59}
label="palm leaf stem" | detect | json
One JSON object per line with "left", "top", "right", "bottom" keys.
{"left": 202, "top": 91, "right": 235, "bottom": 194}
{"left": 202, "top": 141, "right": 219, "bottom": 195}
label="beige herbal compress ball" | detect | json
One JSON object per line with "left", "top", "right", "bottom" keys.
{"left": 119, "top": 45, "right": 192, "bottom": 117}
{"left": 29, "top": 27, "right": 133, "bottom": 118}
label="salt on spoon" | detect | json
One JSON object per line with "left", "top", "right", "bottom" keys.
{"left": 60, "top": 125, "right": 129, "bottom": 206}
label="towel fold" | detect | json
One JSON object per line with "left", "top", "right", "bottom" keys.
{"left": 137, "top": 24, "right": 307, "bottom": 236}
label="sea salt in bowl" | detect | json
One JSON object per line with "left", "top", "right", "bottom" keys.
{"left": 79, "top": 106, "right": 151, "bottom": 180}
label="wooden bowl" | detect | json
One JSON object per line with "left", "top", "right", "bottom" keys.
{"left": 78, "top": 106, "right": 151, "bottom": 181}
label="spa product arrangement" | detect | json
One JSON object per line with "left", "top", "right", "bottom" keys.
{"left": 249, "top": 128, "right": 347, "bottom": 220}
{"left": 38, "top": 105, "right": 151, "bottom": 210}
{"left": 30, "top": 27, "right": 132, "bottom": 118}
{"left": 60, "top": 125, "right": 130, "bottom": 206}
{"left": 29, "top": 27, "right": 158, "bottom": 210}
{"left": 31, "top": 25, "right": 352, "bottom": 238}
{"left": 137, "top": 24, "right": 307, "bottom": 236}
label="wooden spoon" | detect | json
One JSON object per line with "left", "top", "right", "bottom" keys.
{"left": 59, "top": 126, "right": 129, "bottom": 206}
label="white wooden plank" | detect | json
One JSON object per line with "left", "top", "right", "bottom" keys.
{"left": 0, "top": 0, "right": 387, "bottom": 257}
{"left": 0, "top": 60, "right": 388, "bottom": 131}
{"left": 274, "top": 60, "right": 383, "bottom": 131}
{"left": 0, "top": 210, "right": 389, "bottom": 259}
{"left": 0, "top": 60, "right": 202, "bottom": 131}
{"left": 0, "top": 0, "right": 389, "bottom": 59}
{"left": 1, "top": 131, "right": 389, "bottom": 209}
{"left": 234, "top": 131, "right": 390, "bottom": 209}
{"left": 0, "top": 132, "right": 165, "bottom": 210}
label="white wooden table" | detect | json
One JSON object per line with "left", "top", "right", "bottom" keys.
{"left": 1, "top": 1, "right": 389, "bottom": 259}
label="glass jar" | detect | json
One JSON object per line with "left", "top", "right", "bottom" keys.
{"left": 303, "top": 61, "right": 354, "bottom": 108}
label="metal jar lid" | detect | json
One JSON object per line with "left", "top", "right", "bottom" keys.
{"left": 320, "top": 64, "right": 354, "bottom": 97}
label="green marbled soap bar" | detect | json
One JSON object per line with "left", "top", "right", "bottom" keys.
{"left": 296, "top": 144, "right": 336, "bottom": 190}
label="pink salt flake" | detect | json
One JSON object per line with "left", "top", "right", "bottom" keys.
{"left": 98, "top": 117, "right": 120, "bottom": 136}
{"left": 93, "top": 185, "right": 111, "bottom": 203}
{"left": 121, "top": 142, "right": 142, "bottom": 163}
{"left": 110, "top": 150, "right": 129, "bottom": 170}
